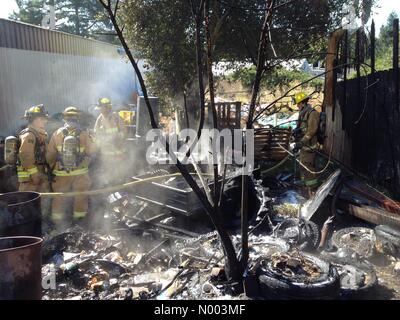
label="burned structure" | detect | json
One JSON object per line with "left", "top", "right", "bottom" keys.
{"left": 1, "top": 5, "right": 400, "bottom": 302}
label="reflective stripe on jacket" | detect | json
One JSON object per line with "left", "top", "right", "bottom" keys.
{"left": 53, "top": 167, "right": 89, "bottom": 177}
{"left": 46, "top": 126, "right": 96, "bottom": 176}
{"left": 17, "top": 126, "right": 48, "bottom": 183}
{"left": 94, "top": 112, "right": 127, "bottom": 155}
{"left": 17, "top": 166, "right": 39, "bottom": 181}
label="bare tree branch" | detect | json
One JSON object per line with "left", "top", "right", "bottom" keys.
{"left": 99, "top": 0, "right": 241, "bottom": 281}
{"left": 246, "top": 0, "right": 275, "bottom": 129}
{"left": 252, "top": 62, "right": 352, "bottom": 123}
{"left": 114, "top": 0, "right": 120, "bottom": 17}
{"left": 205, "top": 0, "right": 220, "bottom": 205}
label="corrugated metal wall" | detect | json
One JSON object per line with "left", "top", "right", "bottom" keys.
{"left": 0, "top": 18, "right": 120, "bottom": 58}
{"left": 0, "top": 47, "right": 139, "bottom": 136}
{"left": 0, "top": 19, "right": 141, "bottom": 136}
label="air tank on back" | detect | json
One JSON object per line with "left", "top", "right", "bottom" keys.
{"left": 4, "top": 136, "right": 19, "bottom": 165}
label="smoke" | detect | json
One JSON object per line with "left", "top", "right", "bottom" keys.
{"left": 48, "top": 54, "right": 139, "bottom": 115}
{"left": 0, "top": 47, "right": 142, "bottom": 137}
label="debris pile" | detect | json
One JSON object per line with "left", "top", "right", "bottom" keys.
{"left": 40, "top": 173, "right": 400, "bottom": 300}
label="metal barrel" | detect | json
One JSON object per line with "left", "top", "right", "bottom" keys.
{"left": 0, "top": 236, "right": 43, "bottom": 300}
{"left": 0, "top": 192, "right": 42, "bottom": 237}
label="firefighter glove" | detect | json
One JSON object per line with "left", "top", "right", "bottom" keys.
{"left": 293, "top": 142, "right": 303, "bottom": 154}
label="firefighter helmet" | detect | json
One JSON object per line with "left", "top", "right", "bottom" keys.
{"left": 96, "top": 98, "right": 112, "bottom": 110}
{"left": 293, "top": 92, "right": 309, "bottom": 105}
{"left": 62, "top": 106, "right": 81, "bottom": 118}
{"left": 22, "top": 104, "right": 49, "bottom": 120}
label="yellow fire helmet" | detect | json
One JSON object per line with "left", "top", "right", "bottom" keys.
{"left": 22, "top": 104, "right": 49, "bottom": 119}
{"left": 96, "top": 97, "right": 112, "bottom": 110}
{"left": 62, "top": 106, "right": 81, "bottom": 118}
{"left": 293, "top": 92, "right": 309, "bottom": 105}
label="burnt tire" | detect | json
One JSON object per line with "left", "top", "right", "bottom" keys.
{"left": 331, "top": 227, "right": 376, "bottom": 259}
{"left": 258, "top": 254, "right": 340, "bottom": 300}
{"left": 275, "top": 218, "right": 320, "bottom": 251}
{"left": 336, "top": 261, "right": 377, "bottom": 298}
{"left": 320, "top": 251, "right": 378, "bottom": 297}
{"left": 301, "top": 220, "right": 321, "bottom": 251}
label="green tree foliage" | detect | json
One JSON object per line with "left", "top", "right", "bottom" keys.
{"left": 375, "top": 11, "right": 399, "bottom": 71}
{"left": 353, "top": 0, "right": 376, "bottom": 25}
{"left": 121, "top": 0, "right": 351, "bottom": 102}
{"left": 229, "top": 65, "right": 324, "bottom": 92}
{"left": 11, "top": 0, "right": 116, "bottom": 43}
{"left": 11, "top": 0, "right": 44, "bottom": 26}
{"left": 121, "top": 0, "right": 195, "bottom": 103}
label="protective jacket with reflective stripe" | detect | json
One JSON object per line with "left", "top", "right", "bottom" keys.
{"left": 94, "top": 112, "right": 127, "bottom": 156}
{"left": 17, "top": 126, "right": 48, "bottom": 182}
{"left": 46, "top": 126, "right": 96, "bottom": 176}
{"left": 298, "top": 104, "right": 319, "bottom": 151}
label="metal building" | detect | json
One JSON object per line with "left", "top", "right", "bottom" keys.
{"left": 0, "top": 18, "right": 142, "bottom": 136}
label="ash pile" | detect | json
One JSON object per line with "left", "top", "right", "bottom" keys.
{"left": 41, "top": 169, "right": 400, "bottom": 300}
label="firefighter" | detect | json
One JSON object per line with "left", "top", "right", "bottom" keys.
{"left": 292, "top": 92, "right": 320, "bottom": 188}
{"left": 94, "top": 98, "right": 128, "bottom": 186}
{"left": 17, "top": 105, "right": 50, "bottom": 192}
{"left": 46, "top": 107, "right": 96, "bottom": 225}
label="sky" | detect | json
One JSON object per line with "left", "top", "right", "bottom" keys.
{"left": 0, "top": 0, "right": 400, "bottom": 33}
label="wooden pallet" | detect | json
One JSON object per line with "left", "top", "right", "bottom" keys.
{"left": 254, "top": 128, "right": 291, "bottom": 161}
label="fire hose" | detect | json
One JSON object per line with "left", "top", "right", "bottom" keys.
{"left": 38, "top": 173, "right": 213, "bottom": 198}
{"left": 277, "top": 141, "right": 334, "bottom": 175}
{"left": 260, "top": 155, "right": 291, "bottom": 175}
{"left": 0, "top": 164, "right": 11, "bottom": 172}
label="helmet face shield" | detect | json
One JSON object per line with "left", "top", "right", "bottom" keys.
{"left": 62, "top": 107, "right": 81, "bottom": 128}
{"left": 64, "top": 116, "right": 80, "bottom": 128}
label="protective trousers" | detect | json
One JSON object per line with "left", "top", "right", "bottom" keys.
{"left": 51, "top": 173, "right": 91, "bottom": 224}
{"left": 299, "top": 149, "right": 319, "bottom": 187}
{"left": 19, "top": 180, "right": 49, "bottom": 192}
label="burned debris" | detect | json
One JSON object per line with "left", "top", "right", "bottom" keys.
{"left": 2, "top": 130, "right": 400, "bottom": 300}
{"left": 23, "top": 166, "right": 396, "bottom": 300}
{"left": 1, "top": 0, "right": 400, "bottom": 303}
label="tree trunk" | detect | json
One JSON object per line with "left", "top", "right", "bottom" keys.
{"left": 75, "top": 5, "right": 80, "bottom": 36}
{"left": 99, "top": 0, "right": 241, "bottom": 281}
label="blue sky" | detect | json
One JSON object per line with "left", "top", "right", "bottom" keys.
{"left": 0, "top": 0, "right": 400, "bottom": 33}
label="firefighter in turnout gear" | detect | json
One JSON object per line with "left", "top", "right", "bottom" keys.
{"left": 46, "top": 107, "right": 96, "bottom": 225}
{"left": 292, "top": 92, "right": 320, "bottom": 188}
{"left": 94, "top": 98, "right": 128, "bottom": 186}
{"left": 17, "top": 105, "right": 50, "bottom": 192}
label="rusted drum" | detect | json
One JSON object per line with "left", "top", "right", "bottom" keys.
{"left": 0, "top": 236, "right": 43, "bottom": 300}
{"left": 0, "top": 192, "right": 41, "bottom": 237}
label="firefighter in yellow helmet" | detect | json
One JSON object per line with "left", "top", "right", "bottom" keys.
{"left": 17, "top": 105, "right": 50, "bottom": 192}
{"left": 292, "top": 92, "right": 320, "bottom": 189}
{"left": 46, "top": 107, "right": 96, "bottom": 226}
{"left": 93, "top": 98, "right": 128, "bottom": 186}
